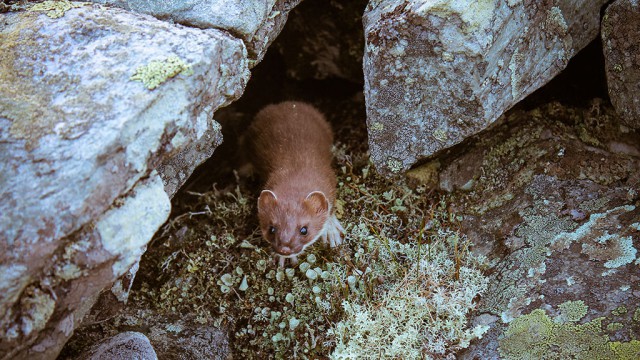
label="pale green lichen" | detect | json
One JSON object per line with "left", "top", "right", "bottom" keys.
{"left": 556, "top": 300, "right": 588, "bottom": 323}
{"left": 612, "top": 306, "right": 627, "bottom": 317}
{"left": 386, "top": 158, "right": 403, "bottom": 173}
{"left": 30, "top": 0, "right": 86, "bottom": 19}
{"left": 330, "top": 219, "right": 489, "bottom": 358}
{"left": 415, "top": 0, "right": 495, "bottom": 32}
{"left": 581, "top": 234, "right": 637, "bottom": 269}
{"left": 19, "top": 287, "right": 56, "bottom": 337}
{"left": 545, "top": 7, "right": 568, "bottom": 35}
{"left": 432, "top": 128, "right": 448, "bottom": 142}
{"left": 481, "top": 206, "right": 575, "bottom": 321}
{"left": 130, "top": 56, "right": 193, "bottom": 90}
{"left": 54, "top": 262, "right": 84, "bottom": 281}
{"left": 370, "top": 122, "right": 384, "bottom": 132}
{"left": 509, "top": 48, "right": 524, "bottom": 100}
{"left": 499, "top": 304, "right": 640, "bottom": 359}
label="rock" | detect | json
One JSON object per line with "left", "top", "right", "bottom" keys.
{"left": 273, "top": 0, "right": 367, "bottom": 83}
{"left": 439, "top": 103, "right": 640, "bottom": 358}
{"left": 78, "top": 332, "right": 157, "bottom": 360}
{"left": 89, "top": 0, "right": 302, "bottom": 64}
{"left": 602, "top": 0, "right": 640, "bottom": 129}
{"left": 363, "top": 0, "right": 608, "bottom": 175}
{"left": 0, "top": 3, "right": 248, "bottom": 359}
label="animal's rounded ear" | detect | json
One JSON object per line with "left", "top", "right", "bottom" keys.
{"left": 304, "top": 191, "right": 329, "bottom": 215}
{"left": 258, "top": 190, "right": 278, "bottom": 210}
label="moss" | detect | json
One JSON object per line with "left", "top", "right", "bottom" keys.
{"left": 130, "top": 56, "right": 193, "bottom": 90}
{"left": 499, "top": 304, "right": 639, "bottom": 360}
{"left": 30, "top": 0, "right": 87, "bottom": 19}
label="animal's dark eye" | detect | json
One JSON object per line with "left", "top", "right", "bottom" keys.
{"left": 300, "top": 226, "right": 308, "bottom": 236}
{"left": 269, "top": 226, "right": 276, "bottom": 234}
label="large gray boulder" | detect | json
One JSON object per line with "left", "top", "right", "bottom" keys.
{"left": 364, "top": 0, "right": 608, "bottom": 175}
{"left": 602, "top": 0, "right": 640, "bottom": 130}
{"left": 89, "top": 0, "right": 302, "bottom": 65}
{"left": 0, "top": 3, "right": 249, "bottom": 359}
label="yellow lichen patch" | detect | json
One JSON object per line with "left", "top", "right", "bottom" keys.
{"left": 130, "top": 56, "right": 193, "bottom": 90}
{"left": 30, "top": 0, "right": 87, "bottom": 19}
{"left": 499, "top": 304, "right": 640, "bottom": 360}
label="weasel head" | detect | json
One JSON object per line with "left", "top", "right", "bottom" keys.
{"left": 257, "top": 190, "right": 329, "bottom": 259}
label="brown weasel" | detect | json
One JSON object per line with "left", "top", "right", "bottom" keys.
{"left": 247, "top": 101, "right": 344, "bottom": 266}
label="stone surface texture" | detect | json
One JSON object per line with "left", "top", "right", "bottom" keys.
{"left": 602, "top": 0, "right": 640, "bottom": 129}
{"left": 429, "top": 102, "right": 640, "bottom": 358}
{"left": 363, "top": 0, "right": 608, "bottom": 175}
{"left": 0, "top": 4, "right": 249, "bottom": 359}
{"left": 89, "top": 0, "right": 302, "bottom": 64}
{"left": 78, "top": 332, "right": 158, "bottom": 360}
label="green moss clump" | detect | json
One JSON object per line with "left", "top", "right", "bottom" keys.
{"left": 499, "top": 303, "right": 639, "bottom": 360}
{"left": 130, "top": 56, "right": 193, "bottom": 90}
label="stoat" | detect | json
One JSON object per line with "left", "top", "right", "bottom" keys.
{"left": 247, "top": 101, "right": 344, "bottom": 266}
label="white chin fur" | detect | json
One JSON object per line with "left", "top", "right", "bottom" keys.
{"left": 274, "top": 214, "right": 345, "bottom": 267}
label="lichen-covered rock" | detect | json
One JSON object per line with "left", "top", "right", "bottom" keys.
{"left": 89, "top": 0, "right": 302, "bottom": 64}
{"left": 363, "top": 0, "right": 608, "bottom": 175}
{"left": 602, "top": 0, "right": 640, "bottom": 130}
{"left": 434, "top": 102, "right": 640, "bottom": 358}
{"left": 0, "top": 4, "right": 249, "bottom": 359}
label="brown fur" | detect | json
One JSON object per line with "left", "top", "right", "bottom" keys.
{"left": 247, "top": 101, "right": 340, "bottom": 261}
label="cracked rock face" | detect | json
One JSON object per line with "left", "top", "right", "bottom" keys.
{"left": 363, "top": 0, "right": 607, "bottom": 175}
{"left": 602, "top": 0, "right": 640, "bottom": 130}
{"left": 0, "top": 4, "right": 249, "bottom": 359}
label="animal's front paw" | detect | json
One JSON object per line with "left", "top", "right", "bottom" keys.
{"left": 323, "top": 214, "right": 345, "bottom": 248}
